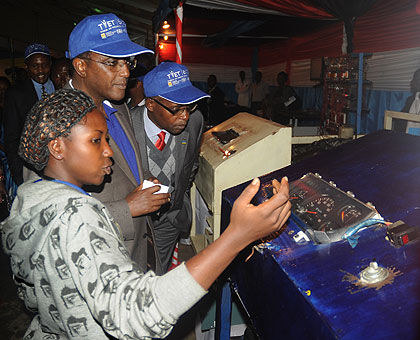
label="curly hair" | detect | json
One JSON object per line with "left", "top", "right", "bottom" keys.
{"left": 19, "top": 88, "right": 96, "bottom": 171}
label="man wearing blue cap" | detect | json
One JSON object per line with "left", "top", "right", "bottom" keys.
{"left": 134, "top": 61, "right": 209, "bottom": 272}
{"left": 4, "top": 43, "right": 54, "bottom": 185}
{"left": 66, "top": 13, "right": 170, "bottom": 274}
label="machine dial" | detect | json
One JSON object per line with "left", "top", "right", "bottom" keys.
{"left": 303, "top": 195, "right": 335, "bottom": 223}
{"left": 339, "top": 205, "right": 363, "bottom": 225}
{"left": 290, "top": 189, "right": 309, "bottom": 201}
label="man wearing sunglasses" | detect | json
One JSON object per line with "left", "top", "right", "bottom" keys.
{"left": 131, "top": 62, "right": 209, "bottom": 272}
{"left": 65, "top": 13, "right": 170, "bottom": 274}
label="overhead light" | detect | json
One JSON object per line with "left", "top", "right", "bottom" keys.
{"left": 162, "top": 21, "right": 170, "bottom": 29}
{"left": 163, "top": 35, "right": 168, "bottom": 41}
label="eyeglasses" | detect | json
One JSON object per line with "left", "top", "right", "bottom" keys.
{"left": 150, "top": 98, "right": 198, "bottom": 116}
{"left": 79, "top": 57, "right": 137, "bottom": 71}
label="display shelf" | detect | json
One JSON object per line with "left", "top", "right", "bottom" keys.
{"left": 321, "top": 54, "right": 371, "bottom": 135}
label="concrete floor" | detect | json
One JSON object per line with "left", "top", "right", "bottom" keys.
{"left": 0, "top": 243, "right": 197, "bottom": 340}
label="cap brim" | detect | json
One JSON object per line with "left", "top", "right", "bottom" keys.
{"left": 25, "top": 51, "right": 50, "bottom": 60}
{"left": 90, "top": 40, "right": 154, "bottom": 58}
{"left": 159, "top": 85, "right": 210, "bottom": 105}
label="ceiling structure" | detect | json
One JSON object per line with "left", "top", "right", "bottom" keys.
{"left": 0, "top": 0, "right": 390, "bottom": 62}
{"left": 0, "top": 0, "right": 159, "bottom": 59}
{"left": 0, "top": 0, "right": 341, "bottom": 61}
{"left": 156, "top": 4, "right": 335, "bottom": 49}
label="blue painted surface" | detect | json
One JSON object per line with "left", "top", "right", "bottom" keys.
{"left": 215, "top": 282, "right": 233, "bottom": 340}
{"left": 221, "top": 130, "right": 420, "bottom": 340}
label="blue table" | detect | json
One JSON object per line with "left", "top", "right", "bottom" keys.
{"left": 220, "top": 130, "right": 420, "bottom": 340}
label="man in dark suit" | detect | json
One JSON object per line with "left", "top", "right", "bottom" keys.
{"left": 207, "top": 74, "right": 225, "bottom": 125}
{"left": 265, "top": 71, "right": 302, "bottom": 124}
{"left": 132, "top": 62, "right": 209, "bottom": 272}
{"left": 65, "top": 13, "right": 170, "bottom": 274}
{"left": 3, "top": 43, "right": 54, "bottom": 185}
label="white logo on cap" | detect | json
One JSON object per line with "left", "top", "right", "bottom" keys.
{"left": 98, "top": 19, "right": 116, "bottom": 30}
{"left": 166, "top": 69, "right": 189, "bottom": 87}
{"left": 98, "top": 19, "right": 127, "bottom": 39}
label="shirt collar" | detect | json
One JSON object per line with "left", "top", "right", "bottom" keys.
{"left": 143, "top": 109, "right": 169, "bottom": 140}
{"left": 128, "top": 98, "right": 145, "bottom": 109}
{"left": 32, "top": 78, "right": 54, "bottom": 91}
{"left": 68, "top": 80, "right": 116, "bottom": 118}
{"left": 103, "top": 100, "right": 117, "bottom": 117}
{"left": 137, "top": 98, "right": 146, "bottom": 107}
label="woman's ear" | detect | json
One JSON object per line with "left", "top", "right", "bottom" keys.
{"left": 48, "top": 138, "right": 64, "bottom": 161}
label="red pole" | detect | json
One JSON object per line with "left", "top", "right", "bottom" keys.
{"left": 175, "top": 2, "right": 183, "bottom": 64}
{"left": 155, "top": 32, "right": 159, "bottom": 65}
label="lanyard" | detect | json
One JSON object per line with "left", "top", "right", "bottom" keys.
{"left": 34, "top": 178, "right": 91, "bottom": 196}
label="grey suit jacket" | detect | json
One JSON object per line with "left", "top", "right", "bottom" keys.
{"left": 81, "top": 99, "right": 162, "bottom": 274}
{"left": 132, "top": 106, "right": 204, "bottom": 232}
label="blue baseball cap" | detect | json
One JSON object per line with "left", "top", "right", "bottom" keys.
{"left": 66, "top": 13, "right": 153, "bottom": 59}
{"left": 143, "top": 62, "right": 209, "bottom": 104}
{"left": 25, "top": 43, "right": 50, "bottom": 60}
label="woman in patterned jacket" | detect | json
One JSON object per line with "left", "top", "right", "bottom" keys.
{"left": 1, "top": 88, "right": 291, "bottom": 340}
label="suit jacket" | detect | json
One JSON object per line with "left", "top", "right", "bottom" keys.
{"left": 208, "top": 85, "right": 225, "bottom": 125}
{"left": 3, "top": 79, "right": 39, "bottom": 185}
{"left": 133, "top": 106, "right": 204, "bottom": 233}
{"left": 81, "top": 99, "right": 162, "bottom": 274}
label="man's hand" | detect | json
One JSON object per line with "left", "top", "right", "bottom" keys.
{"left": 147, "top": 176, "right": 160, "bottom": 185}
{"left": 125, "top": 183, "right": 170, "bottom": 217}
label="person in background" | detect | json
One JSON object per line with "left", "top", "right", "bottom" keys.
{"left": 133, "top": 62, "right": 209, "bottom": 272}
{"left": 207, "top": 74, "right": 225, "bottom": 125}
{"left": 0, "top": 76, "right": 11, "bottom": 218}
{"left": 1, "top": 88, "right": 291, "bottom": 340}
{"left": 235, "top": 70, "right": 250, "bottom": 109}
{"left": 400, "top": 68, "right": 420, "bottom": 134}
{"left": 51, "top": 58, "right": 71, "bottom": 90}
{"left": 0, "top": 76, "right": 11, "bottom": 130}
{"left": 3, "top": 43, "right": 54, "bottom": 185}
{"left": 4, "top": 66, "right": 28, "bottom": 85}
{"left": 65, "top": 13, "right": 169, "bottom": 274}
{"left": 250, "top": 71, "right": 269, "bottom": 116}
{"left": 266, "top": 71, "right": 301, "bottom": 124}
{"left": 126, "top": 64, "right": 149, "bottom": 110}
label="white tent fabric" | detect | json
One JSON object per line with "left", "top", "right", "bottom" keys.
{"left": 365, "top": 47, "right": 420, "bottom": 91}
{"left": 260, "top": 63, "right": 287, "bottom": 85}
{"left": 261, "top": 47, "right": 420, "bottom": 90}
{"left": 289, "top": 60, "right": 319, "bottom": 87}
{"left": 186, "top": 46, "right": 420, "bottom": 92}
